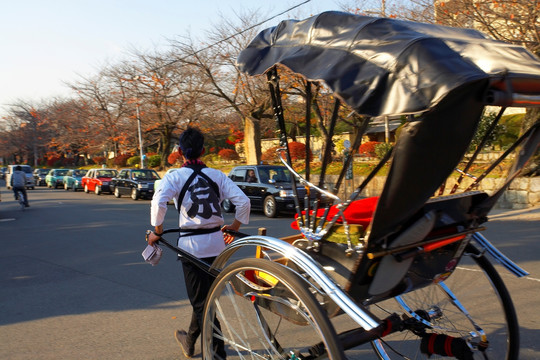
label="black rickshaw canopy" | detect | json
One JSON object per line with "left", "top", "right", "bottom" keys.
{"left": 238, "top": 11, "right": 540, "bottom": 116}
{"left": 237, "top": 11, "right": 540, "bottom": 245}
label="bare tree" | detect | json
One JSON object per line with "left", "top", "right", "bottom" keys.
{"left": 113, "top": 48, "right": 218, "bottom": 168}
{"left": 45, "top": 98, "right": 104, "bottom": 165}
{"left": 67, "top": 69, "right": 132, "bottom": 159}
{"left": 1, "top": 101, "right": 53, "bottom": 166}
{"left": 170, "top": 11, "right": 273, "bottom": 165}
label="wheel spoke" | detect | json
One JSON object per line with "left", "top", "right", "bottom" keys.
{"left": 370, "top": 245, "right": 518, "bottom": 359}
{"left": 202, "top": 258, "right": 344, "bottom": 360}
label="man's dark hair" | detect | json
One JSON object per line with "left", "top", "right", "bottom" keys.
{"left": 15, "top": 165, "right": 21, "bottom": 171}
{"left": 179, "top": 127, "right": 205, "bottom": 160}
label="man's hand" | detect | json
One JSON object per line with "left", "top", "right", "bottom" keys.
{"left": 221, "top": 219, "right": 241, "bottom": 245}
{"left": 146, "top": 230, "right": 162, "bottom": 246}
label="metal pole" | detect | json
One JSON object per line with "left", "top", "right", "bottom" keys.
{"left": 136, "top": 104, "right": 144, "bottom": 169}
{"left": 384, "top": 115, "right": 390, "bottom": 143}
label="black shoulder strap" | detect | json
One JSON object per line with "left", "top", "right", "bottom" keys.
{"left": 197, "top": 170, "right": 220, "bottom": 197}
{"left": 177, "top": 165, "right": 220, "bottom": 213}
{"left": 177, "top": 170, "right": 199, "bottom": 213}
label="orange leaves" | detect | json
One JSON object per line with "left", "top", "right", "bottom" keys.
{"left": 288, "top": 141, "right": 312, "bottom": 161}
{"left": 233, "top": 80, "right": 248, "bottom": 95}
{"left": 226, "top": 128, "right": 244, "bottom": 145}
{"left": 218, "top": 148, "right": 240, "bottom": 161}
{"left": 151, "top": 74, "right": 165, "bottom": 86}
{"left": 167, "top": 151, "right": 182, "bottom": 165}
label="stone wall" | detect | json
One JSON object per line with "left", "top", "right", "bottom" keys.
{"left": 311, "top": 174, "right": 540, "bottom": 209}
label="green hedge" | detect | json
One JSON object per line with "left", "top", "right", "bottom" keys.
{"left": 147, "top": 155, "right": 161, "bottom": 168}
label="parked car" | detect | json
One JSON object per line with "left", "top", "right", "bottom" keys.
{"left": 33, "top": 168, "right": 50, "bottom": 186}
{"left": 225, "top": 165, "right": 332, "bottom": 218}
{"left": 81, "top": 168, "right": 118, "bottom": 195}
{"left": 6, "top": 165, "right": 35, "bottom": 190}
{"left": 0, "top": 167, "right": 6, "bottom": 180}
{"left": 45, "top": 169, "right": 69, "bottom": 188}
{"left": 63, "top": 169, "right": 87, "bottom": 191}
{"left": 111, "top": 168, "right": 161, "bottom": 200}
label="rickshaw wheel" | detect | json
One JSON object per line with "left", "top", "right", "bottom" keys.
{"left": 370, "top": 244, "right": 519, "bottom": 360}
{"left": 201, "top": 258, "right": 345, "bottom": 360}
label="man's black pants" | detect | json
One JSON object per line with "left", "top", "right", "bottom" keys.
{"left": 181, "top": 256, "right": 226, "bottom": 358}
{"left": 12, "top": 186, "right": 29, "bottom": 206}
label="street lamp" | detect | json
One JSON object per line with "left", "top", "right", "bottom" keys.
{"left": 135, "top": 103, "right": 144, "bottom": 169}
{"left": 130, "top": 75, "right": 144, "bottom": 169}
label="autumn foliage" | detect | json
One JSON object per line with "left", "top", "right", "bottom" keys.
{"left": 226, "top": 129, "right": 244, "bottom": 145}
{"left": 288, "top": 141, "right": 312, "bottom": 161}
{"left": 168, "top": 151, "right": 182, "bottom": 165}
{"left": 262, "top": 146, "right": 280, "bottom": 162}
{"left": 46, "top": 156, "right": 62, "bottom": 167}
{"left": 218, "top": 149, "right": 240, "bottom": 161}
{"left": 114, "top": 154, "right": 132, "bottom": 167}
{"left": 93, "top": 156, "right": 106, "bottom": 164}
{"left": 358, "top": 141, "right": 380, "bottom": 157}
{"left": 261, "top": 142, "right": 311, "bottom": 162}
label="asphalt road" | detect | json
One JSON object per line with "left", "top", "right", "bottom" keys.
{"left": 0, "top": 182, "right": 539, "bottom": 359}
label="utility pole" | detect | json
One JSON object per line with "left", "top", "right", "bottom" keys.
{"left": 135, "top": 103, "right": 144, "bottom": 169}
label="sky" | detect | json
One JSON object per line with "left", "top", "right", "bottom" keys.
{"left": 0, "top": 0, "right": 346, "bottom": 118}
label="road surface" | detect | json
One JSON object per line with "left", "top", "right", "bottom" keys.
{"left": 0, "top": 183, "right": 538, "bottom": 359}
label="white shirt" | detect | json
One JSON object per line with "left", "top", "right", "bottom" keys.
{"left": 150, "top": 166, "right": 250, "bottom": 258}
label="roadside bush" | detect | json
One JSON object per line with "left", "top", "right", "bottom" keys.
{"left": 93, "top": 156, "right": 106, "bottom": 164}
{"left": 202, "top": 153, "right": 220, "bottom": 164}
{"left": 358, "top": 141, "right": 380, "bottom": 157}
{"left": 469, "top": 112, "right": 507, "bottom": 152}
{"left": 127, "top": 156, "right": 140, "bottom": 167}
{"left": 374, "top": 142, "right": 393, "bottom": 159}
{"left": 46, "top": 156, "right": 62, "bottom": 167}
{"left": 147, "top": 154, "right": 161, "bottom": 168}
{"left": 262, "top": 146, "right": 280, "bottom": 162}
{"left": 289, "top": 141, "right": 312, "bottom": 161}
{"left": 114, "top": 154, "right": 131, "bottom": 167}
{"left": 62, "top": 157, "right": 75, "bottom": 166}
{"left": 498, "top": 113, "right": 523, "bottom": 149}
{"left": 167, "top": 151, "right": 182, "bottom": 166}
{"left": 218, "top": 149, "right": 240, "bottom": 161}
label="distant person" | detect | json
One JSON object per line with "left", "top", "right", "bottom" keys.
{"left": 147, "top": 127, "right": 250, "bottom": 358}
{"left": 246, "top": 169, "right": 257, "bottom": 183}
{"left": 11, "top": 165, "right": 29, "bottom": 207}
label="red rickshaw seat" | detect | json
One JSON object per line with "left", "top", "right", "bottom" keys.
{"left": 291, "top": 196, "right": 379, "bottom": 230}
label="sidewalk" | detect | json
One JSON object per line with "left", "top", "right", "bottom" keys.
{"left": 489, "top": 204, "right": 540, "bottom": 221}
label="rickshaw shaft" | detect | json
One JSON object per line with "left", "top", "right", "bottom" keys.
{"left": 309, "top": 314, "right": 402, "bottom": 356}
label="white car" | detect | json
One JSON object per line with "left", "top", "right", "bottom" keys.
{"left": 6, "top": 165, "right": 35, "bottom": 190}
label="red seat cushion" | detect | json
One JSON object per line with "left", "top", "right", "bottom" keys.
{"left": 291, "top": 196, "right": 378, "bottom": 230}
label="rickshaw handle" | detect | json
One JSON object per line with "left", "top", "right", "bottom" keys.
{"left": 148, "top": 229, "right": 220, "bottom": 277}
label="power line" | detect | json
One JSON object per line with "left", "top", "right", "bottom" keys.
{"left": 153, "top": 0, "right": 312, "bottom": 72}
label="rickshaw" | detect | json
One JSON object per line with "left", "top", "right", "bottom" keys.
{"left": 156, "top": 11, "right": 540, "bottom": 360}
